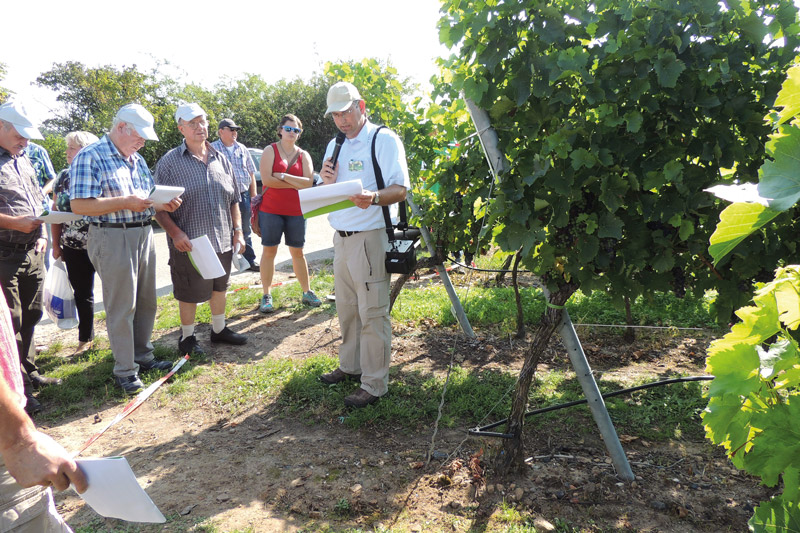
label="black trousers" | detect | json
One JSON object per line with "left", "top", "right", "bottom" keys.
{"left": 0, "top": 247, "right": 45, "bottom": 391}
{"left": 61, "top": 245, "right": 95, "bottom": 343}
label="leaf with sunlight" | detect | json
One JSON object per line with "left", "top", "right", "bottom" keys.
{"left": 775, "top": 65, "right": 800, "bottom": 125}
{"left": 757, "top": 126, "right": 800, "bottom": 211}
{"left": 709, "top": 202, "right": 780, "bottom": 264}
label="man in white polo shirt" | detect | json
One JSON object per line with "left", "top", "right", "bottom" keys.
{"left": 318, "top": 82, "right": 410, "bottom": 408}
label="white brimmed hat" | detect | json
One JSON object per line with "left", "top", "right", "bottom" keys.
{"left": 175, "top": 103, "right": 206, "bottom": 124}
{"left": 0, "top": 101, "right": 43, "bottom": 140}
{"left": 325, "top": 82, "right": 362, "bottom": 116}
{"left": 115, "top": 104, "right": 158, "bottom": 141}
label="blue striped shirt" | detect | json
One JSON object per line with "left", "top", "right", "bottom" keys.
{"left": 69, "top": 135, "right": 155, "bottom": 223}
{"left": 210, "top": 139, "right": 256, "bottom": 191}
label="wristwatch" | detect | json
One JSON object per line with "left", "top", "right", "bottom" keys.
{"left": 372, "top": 192, "right": 381, "bottom": 205}
{"left": 279, "top": 173, "right": 286, "bottom": 181}
{"left": 234, "top": 226, "right": 243, "bottom": 232}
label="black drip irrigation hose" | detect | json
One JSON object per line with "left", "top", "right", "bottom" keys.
{"left": 468, "top": 375, "right": 714, "bottom": 439}
{"left": 447, "top": 257, "right": 532, "bottom": 274}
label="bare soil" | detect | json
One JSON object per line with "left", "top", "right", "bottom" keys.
{"left": 31, "top": 271, "right": 769, "bottom": 532}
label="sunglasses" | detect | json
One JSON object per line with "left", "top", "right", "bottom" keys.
{"left": 281, "top": 125, "right": 302, "bottom": 134}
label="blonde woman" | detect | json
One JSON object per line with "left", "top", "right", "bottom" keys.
{"left": 51, "top": 131, "right": 99, "bottom": 353}
{"left": 257, "top": 114, "right": 321, "bottom": 313}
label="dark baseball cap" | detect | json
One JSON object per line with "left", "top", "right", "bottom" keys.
{"left": 218, "top": 118, "right": 241, "bottom": 130}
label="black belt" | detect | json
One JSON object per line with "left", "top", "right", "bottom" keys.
{"left": 0, "top": 240, "right": 36, "bottom": 251}
{"left": 337, "top": 230, "right": 361, "bottom": 238}
{"left": 91, "top": 220, "right": 151, "bottom": 229}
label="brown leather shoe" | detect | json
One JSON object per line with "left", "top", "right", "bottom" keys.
{"left": 344, "top": 388, "right": 379, "bottom": 408}
{"left": 319, "top": 368, "right": 361, "bottom": 385}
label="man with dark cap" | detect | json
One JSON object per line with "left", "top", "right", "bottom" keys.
{"left": 211, "top": 118, "right": 259, "bottom": 271}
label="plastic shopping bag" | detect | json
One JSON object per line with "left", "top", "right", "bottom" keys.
{"left": 43, "top": 259, "right": 78, "bottom": 329}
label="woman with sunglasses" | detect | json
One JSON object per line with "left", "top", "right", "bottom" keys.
{"left": 257, "top": 114, "right": 321, "bottom": 313}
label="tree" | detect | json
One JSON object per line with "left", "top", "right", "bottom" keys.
{"left": 0, "top": 63, "right": 10, "bottom": 104}
{"left": 434, "top": 0, "right": 800, "bottom": 473}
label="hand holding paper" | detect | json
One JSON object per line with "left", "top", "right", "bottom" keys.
{"left": 298, "top": 180, "right": 362, "bottom": 219}
{"left": 76, "top": 457, "right": 165, "bottom": 523}
{"left": 149, "top": 185, "right": 184, "bottom": 204}
{"left": 187, "top": 235, "right": 225, "bottom": 279}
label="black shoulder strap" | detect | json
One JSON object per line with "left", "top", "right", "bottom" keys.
{"left": 371, "top": 126, "right": 408, "bottom": 242}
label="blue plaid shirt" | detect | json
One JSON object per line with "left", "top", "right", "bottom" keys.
{"left": 210, "top": 139, "right": 256, "bottom": 191}
{"left": 24, "top": 142, "right": 56, "bottom": 188}
{"left": 69, "top": 135, "right": 155, "bottom": 223}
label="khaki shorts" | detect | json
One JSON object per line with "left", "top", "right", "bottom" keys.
{"left": 168, "top": 249, "right": 233, "bottom": 303}
{"left": 0, "top": 459, "right": 72, "bottom": 533}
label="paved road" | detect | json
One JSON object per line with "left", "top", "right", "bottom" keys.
{"left": 46, "top": 215, "right": 335, "bottom": 319}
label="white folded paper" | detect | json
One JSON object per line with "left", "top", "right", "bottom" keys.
{"left": 37, "top": 211, "right": 84, "bottom": 224}
{"left": 298, "top": 180, "right": 363, "bottom": 218}
{"left": 75, "top": 457, "right": 165, "bottom": 523}
{"left": 149, "top": 185, "right": 184, "bottom": 204}
{"left": 187, "top": 235, "right": 225, "bottom": 279}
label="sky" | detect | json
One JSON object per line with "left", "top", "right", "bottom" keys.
{"left": 3, "top": 0, "right": 452, "bottom": 123}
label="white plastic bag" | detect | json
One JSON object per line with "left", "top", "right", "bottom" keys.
{"left": 43, "top": 259, "right": 78, "bottom": 329}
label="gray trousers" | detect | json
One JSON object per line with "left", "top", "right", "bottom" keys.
{"left": 333, "top": 229, "right": 392, "bottom": 397}
{"left": 87, "top": 225, "right": 157, "bottom": 377}
{"left": 0, "top": 458, "right": 71, "bottom": 532}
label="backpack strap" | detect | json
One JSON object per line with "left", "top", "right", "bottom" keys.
{"left": 370, "top": 126, "right": 409, "bottom": 242}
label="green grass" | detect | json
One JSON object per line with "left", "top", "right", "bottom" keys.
{"left": 392, "top": 285, "right": 718, "bottom": 332}
{"left": 154, "top": 273, "right": 336, "bottom": 330}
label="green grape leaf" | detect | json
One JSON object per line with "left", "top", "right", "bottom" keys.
{"left": 749, "top": 495, "right": 800, "bottom": 533}
{"left": 597, "top": 212, "right": 624, "bottom": 239}
{"left": 708, "top": 203, "right": 781, "bottom": 264}
{"left": 758, "top": 126, "right": 800, "bottom": 211}
{"left": 784, "top": 467, "right": 800, "bottom": 503}
{"left": 705, "top": 342, "right": 761, "bottom": 397}
{"left": 772, "top": 277, "right": 800, "bottom": 331}
{"left": 774, "top": 65, "right": 800, "bottom": 125}
{"left": 745, "top": 403, "right": 800, "bottom": 485}
{"left": 654, "top": 50, "right": 686, "bottom": 88}
{"left": 702, "top": 394, "right": 747, "bottom": 446}
{"left": 757, "top": 339, "right": 797, "bottom": 379}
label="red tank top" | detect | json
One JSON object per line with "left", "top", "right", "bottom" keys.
{"left": 260, "top": 143, "right": 304, "bottom": 216}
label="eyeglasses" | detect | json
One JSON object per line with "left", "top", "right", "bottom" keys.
{"left": 331, "top": 103, "right": 358, "bottom": 120}
{"left": 182, "top": 119, "right": 208, "bottom": 130}
{"left": 281, "top": 125, "right": 302, "bottom": 134}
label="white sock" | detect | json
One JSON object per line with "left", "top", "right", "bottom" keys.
{"left": 211, "top": 314, "right": 226, "bottom": 334}
{"left": 181, "top": 324, "right": 195, "bottom": 338}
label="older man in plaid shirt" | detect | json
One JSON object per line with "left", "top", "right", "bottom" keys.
{"left": 154, "top": 103, "right": 248, "bottom": 357}
{"left": 70, "top": 103, "right": 182, "bottom": 394}
{"left": 210, "top": 118, "right": 259, "bottom": 271}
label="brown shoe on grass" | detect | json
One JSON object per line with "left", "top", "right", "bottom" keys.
{"left": 344, "top": 388, "right": 379, "bottom": 408}
{"left": 319, "top": 368, "right": 361, "bottom": 385}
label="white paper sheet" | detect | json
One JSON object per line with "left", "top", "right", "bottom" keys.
{"left": 37, "top": 211, "right": 84, "bottom": 224}
{"left": 149, "top": 185, "right": 184, "bottom": 204}
{"left": 187, "top": 235, "right": 225, "bottom": 279}
{"left": 75, "top": 457, "right": 165, "bottom": 523}
{"left": 298, "top": 180, "right": 363, "bottom": 218}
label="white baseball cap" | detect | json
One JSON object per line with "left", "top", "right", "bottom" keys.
{"left": 115, "top": 104, "right": 158, "bottom": 141}
{"left": 0, "top": 101, "right": 43, "bottom": 139}
{"left": 175, "top": 102, "right": 206, "bottom": 124}
{"left": 325, "top": 82, "right": 362, "bottom": 116}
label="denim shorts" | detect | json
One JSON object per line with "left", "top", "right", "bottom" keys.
{"left": 259, "top": 212, "right": 306, "bottom": 248}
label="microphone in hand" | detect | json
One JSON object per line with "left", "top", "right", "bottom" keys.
{"left": 329, "top": 132, "right": 346, "bottom": 169}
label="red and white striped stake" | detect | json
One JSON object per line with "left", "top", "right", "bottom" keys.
{"left": 73, "top": 355, "right": 189, "bottom": 457}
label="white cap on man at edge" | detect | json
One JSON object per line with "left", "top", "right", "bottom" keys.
{"left": 175, "top": 102, "right": 206, "bottom": 124}
{"left": 115, "top": 103, "right": 159, "bottom": 141}
{"left": 0, "top": 101, "right": 43, "bottom": 140}
{"left": 325, "top": 82, "right": 362, "bottom": 116}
